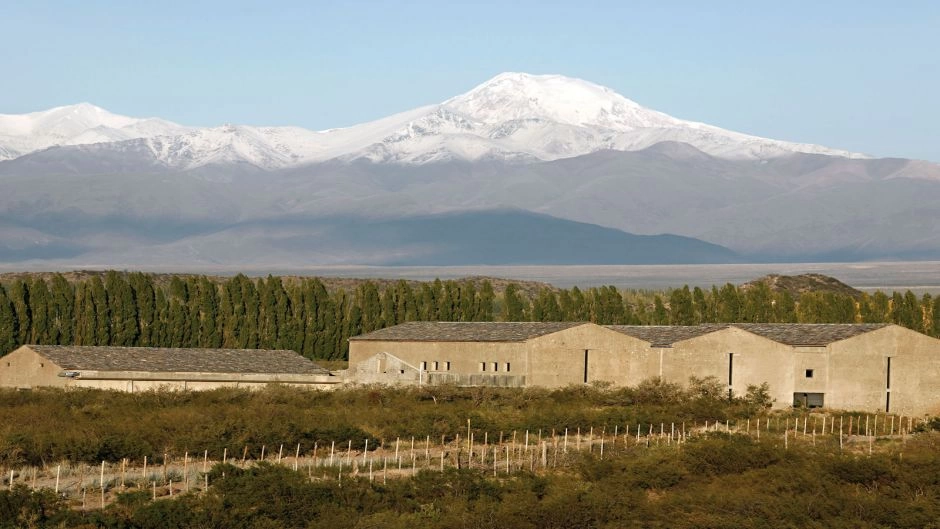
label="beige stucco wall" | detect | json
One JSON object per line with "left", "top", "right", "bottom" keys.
{"left": 348, "top": 338, "right": 529, "bottom": 379}
{"left": 0, "top": 346, "right": 68, "bottom": 389}
{"left": 525, "top": 324, "right": 653, "bottom": 387}
{"left": 828, "top": 325, "right": 940, "bottom": 416}
{"left": 664, "top": 328, "right": 796, "bottom": 408}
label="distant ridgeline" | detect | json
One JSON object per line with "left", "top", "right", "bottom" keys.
{"left": 0, "top": 272, "right": 936, "bottom": 360}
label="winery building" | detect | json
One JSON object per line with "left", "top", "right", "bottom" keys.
{"left": 0, "top": 345, "right": 339, "bottom": 391}
{"left": 348, "top": 322, "right": 940, "bottom": 416}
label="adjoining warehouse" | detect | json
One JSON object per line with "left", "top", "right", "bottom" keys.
{"left": 0, "top": 345, "right": 339, "bottom": 391}
{"left": 348, "top": 321, "right": 940, "bottom": 416}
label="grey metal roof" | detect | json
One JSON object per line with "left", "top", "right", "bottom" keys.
{"left": 605, "top": 325, "right": 729, "bottom": 347}
{"left": 350, "top": 321, "right": 586, "bottom": 342}
{"left": 26, "top": 345, "right": 330, "bottom": 375}
{"left": 731, "top": 323, "right": 890, "bottom": 346}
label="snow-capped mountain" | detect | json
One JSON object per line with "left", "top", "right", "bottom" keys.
{"left": 0, "top": 102, "right": 190, "bottom": 161}
{"left": 0, "top": 73, "right": 867, "bottom": 169}
{"left": 2, "top": 72, "right": 940, "bottom": 266}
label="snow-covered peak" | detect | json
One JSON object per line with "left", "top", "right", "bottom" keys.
{"left": 0, "top": 103, "right": 190, "bottom": 160}
{"left": 0, "top": 74, "right": 870, "bottom": 167}
{"left": 443, "top": 72, "right": 678, "bottom": 130}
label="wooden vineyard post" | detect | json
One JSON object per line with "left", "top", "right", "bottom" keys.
{"left": 839, "top": 416, "right": 844, "bottom": 451}
{"left": 100, "top": 461, "right": 105, "bottom": 508}
{"left": 55, "top": 465, "right": 60, "bottom": 494}
{"left": 294, "top": 444, "right": 300, "bottom": 471}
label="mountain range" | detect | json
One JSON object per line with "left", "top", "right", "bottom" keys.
{"left": 1, "top": 72, "right": 939, "bottom": 267}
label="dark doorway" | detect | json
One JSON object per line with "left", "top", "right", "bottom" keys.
{"left": 793, "top": 393, "right": 824, "bottom": 408}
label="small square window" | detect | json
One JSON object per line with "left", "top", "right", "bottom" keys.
{"left": 39, "top": 363, "right": 44, "bottom": 368}
{"left": 420, "top": 361, "right": 427, "bottom": 371}
{"left": 399, "top": 369, "right": 405, "bottom": 375}
{"left": 805, "top": 369, "right": 814, "bottom": 378}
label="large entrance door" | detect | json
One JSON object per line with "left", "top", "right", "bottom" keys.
{"left": 793, "top": 393, "right": 825, "bottom": 408}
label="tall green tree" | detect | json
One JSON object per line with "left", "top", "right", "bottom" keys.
{"left": 49, "top": 274, "right": 74, "bottom": 345}
{"left": 8, "top": 280, "right": 30, "bottom": 345}
{"left": 0, "top": 286, "right": 17, "bottom": 353}
{"left": 105, "top": 272, "right": 138, "bottom": 346}
{"left": 501, "top": 284, "right": 527, "bottom": 321}
{"left": 669, "top": 286, "right": 695, "bottom": 325}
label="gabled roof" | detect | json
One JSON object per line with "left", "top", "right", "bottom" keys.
{"left": 731, "top": 323, "right": 890, "bottom": 346}
{"left": 349, "top": 321, "right": 586, "bottom": 342}
{"left": 607, "top": 323, "right": 891, "bottom": 347}
{"left": 349, "top": 322, "right": 894, "bottom": 347}
{"left": 24, "top": 345, "right": 330, "bottom": 375}
{"left": 605, "top": 324, "right": 728, "bottom": 347}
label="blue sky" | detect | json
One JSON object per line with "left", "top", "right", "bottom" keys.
{"left": 3, "top": 1, "right": 938, "bottom": 160}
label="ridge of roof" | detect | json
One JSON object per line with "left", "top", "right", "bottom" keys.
{"left": 348, "top": 322, "right": 894, "bottom": 347}
{"left": 350, "top": 321, "right": 587, "bottom": 342}
{"left": 730, "top": 323, "right": 890, "bottom": 346}
{"left": 605, "top": 324, "right": 729, "bottom": 346}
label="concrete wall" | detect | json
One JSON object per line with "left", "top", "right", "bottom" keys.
{"left": 348, "top": 339, "right": 529, "bottom": 381}
{"left": 525, "top": 324, "right": 653, "bottom": 387}
{"left": 828, "top": 325, "right": 940, "bottom": 416}
{"left": 0, "top": 346, "right": 67, "bottom": 389}
{"left": 347, "top": 352, "right": 423, "bottom": 386}
{"left": 664, "top": 327, "right": 796, "bottom": 408}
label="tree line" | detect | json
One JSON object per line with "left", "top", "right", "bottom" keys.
{"left": 0, "top": 272, "right": 938, "bottom": 360}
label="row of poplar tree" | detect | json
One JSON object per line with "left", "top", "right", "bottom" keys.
{"left": 0, "top": 272, "right": 937, "bottom": 360}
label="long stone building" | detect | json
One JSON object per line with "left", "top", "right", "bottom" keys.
{"left": 348, "top": 322, "right": 940, "bottom": 416}
{"left": 0, "top": 345, "right": 339, "bottom": 391}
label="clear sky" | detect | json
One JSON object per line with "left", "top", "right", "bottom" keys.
{"left": 3, "top": 1, "right": 938, "bottom": 161}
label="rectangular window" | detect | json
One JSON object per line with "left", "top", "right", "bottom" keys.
{"left": 491, "top": 362, "right": 498, "bottom": 372}
{"left": 480, "top": 362, "right": 486, "bottom": 372}
{"left": 432, "top": 361, "right": 439, "bottom": 371}
{"left": 805, "top": 369, "right": 814, "bottom": 378}
{"left": 420, "top": 361, "right": 427, "bottom": 371}
{"left": 505, "top": 362, "right": 511, "bottom": 372}
{"left": 445, "top": 361, "right": 451, "bottom": 371}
